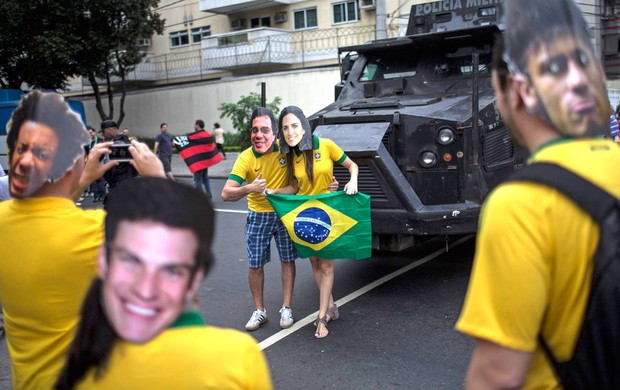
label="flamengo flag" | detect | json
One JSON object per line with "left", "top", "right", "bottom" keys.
{"left": 173, "top": 131, "right": 222, "bottom": 173}
{"left": 267, "top": 191, "right": 371, "bottom": 260}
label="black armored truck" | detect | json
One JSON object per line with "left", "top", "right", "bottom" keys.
{"left": 309, "top": 0, "right": 527, "bottom": 251}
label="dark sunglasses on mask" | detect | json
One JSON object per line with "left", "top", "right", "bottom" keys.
{"left": 251, "top": 127, "right": 271, "bottom": 134}
{"left": 539, "top": 49, "right": 590, "bottom": 76}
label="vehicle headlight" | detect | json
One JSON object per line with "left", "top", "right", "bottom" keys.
{"left": 419, "top": 151, "right": 437, "bottom": 168}
{"left": 437, "top": 127, "right": 455, "bottom": 145}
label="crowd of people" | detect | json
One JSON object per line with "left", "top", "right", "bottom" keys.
{"left": 72, "top": 117, "right": 229, "bottom": 205}
{"left": 0, "top": 0, "right": 618, "bottom": 388}
{"left": 0, "top": 85, "right": 362, "bottom": 387}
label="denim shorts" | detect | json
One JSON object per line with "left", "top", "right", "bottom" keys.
{"left": 246, "top": 211, "right": 297, "bottom": 268}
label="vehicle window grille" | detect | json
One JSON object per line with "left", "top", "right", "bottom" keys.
{"left": 483, "top": 126, "right": 514, "bottom": 168}
{"left": 333, "top": 164, "right": 387, "bottom": 200}
{"left": 382, "top": 132, "right": 389, "bottom": 149}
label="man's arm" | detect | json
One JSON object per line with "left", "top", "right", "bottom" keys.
{"left": 153, "top": 140, "right": 160, "bottom": 155}
{"left": 72, "top": 140, "right": 165, "bottom": 200}
{"left": 327, "top": 176, "right": 339, "bottom": 192}
{"left": 465, "top": 338, "right": 532, "bottom": 390}
{"left": 265, "top": 181, "right": 298, "bottom": 196}
{"left": 266, "top": 175, "right": 337, "bottom": 195}
{"left": 128, "top": 140, "right": 166, "bottom": 177}
{"left": 222, "top": 173, "right": 266, "bottom": 202}
{"left": 73, "top": 142, "right": 118, "bottom": 200}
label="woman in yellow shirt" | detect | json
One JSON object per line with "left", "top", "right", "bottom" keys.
{"left": 278, "top": 106, "right": 358, "bottom": 338}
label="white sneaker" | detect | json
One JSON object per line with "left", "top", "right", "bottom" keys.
{"left": 279, "top": 307, "right": 294, "bottom": 329}
{"left": 245, "top": 309, "right": 267, "bottom": 331}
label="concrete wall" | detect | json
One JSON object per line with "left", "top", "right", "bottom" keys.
{"left": 81, "top": 66, "right": 340, "bottom": 138}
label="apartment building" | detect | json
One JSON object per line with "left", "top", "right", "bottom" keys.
{"left": 72, "top": 0, "right": 620, "bottom": 136}
{"left": 73, "top": 0, "right": 409, "bottom": 134}
{"left": 70, "top": 0, "right": 620, "bottom": 89}
{"left": 77, "top": 0, "right": 408, "bottom": 89}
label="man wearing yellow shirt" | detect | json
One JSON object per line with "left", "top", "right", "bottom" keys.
{"left": 222, "top": 107, "right": 298, "bottom": 331}
{"left": 0, "top": 94, "right": 98, "bottom": 390}
{"left": 56, "top": 178, "right": 272, "bottom": 390}
{"left": 456, "top": 1, "right": 620, "bottom": 389}
{"left": 0, "top": 91, "right": 163, "bottom": 390}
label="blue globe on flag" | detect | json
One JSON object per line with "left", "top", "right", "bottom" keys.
{"left": 293, "top": 207, "right": 332, "bottom": 244}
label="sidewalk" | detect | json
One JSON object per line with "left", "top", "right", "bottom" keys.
{"left": 171, "top": 152, "right": 238, "bottom": 179}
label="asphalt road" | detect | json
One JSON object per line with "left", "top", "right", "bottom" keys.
{"left": 0, "top": 178, "right": 476, "bottom": 389}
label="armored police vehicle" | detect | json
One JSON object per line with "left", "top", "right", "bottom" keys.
{"left": 310, "top": 0, "right": 527, "bottom": 251}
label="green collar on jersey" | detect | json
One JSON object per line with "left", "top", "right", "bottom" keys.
{"left": 170, "top": 310, "right": 205, "bottom": 328}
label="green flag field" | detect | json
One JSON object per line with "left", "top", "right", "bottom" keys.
{"left": 267, "top": 191, "right": 371, "bottom": 260}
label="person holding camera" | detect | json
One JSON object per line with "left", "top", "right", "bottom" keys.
{"left": 100, "top": 119, "right": 138, "bottom": 205}
{"left": 0, "top": 91, "right": 165, "bottom": 389}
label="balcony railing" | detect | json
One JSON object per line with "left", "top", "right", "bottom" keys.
{"left": 199, "top": 0, "right": 291, "bottom": 14}
{"left": 201, "top": 25, "right": 389, "bottom": 69}
{"left": 88, "top": 24, "right": 406, "bottom": 87}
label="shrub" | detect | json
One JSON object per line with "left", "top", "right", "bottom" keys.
{"left": 138, "top": 136, "right": 156, "bottom": 150}
{"left": 223, "top": 132, "right": 241, "bottom": 148}
{"left": 218, "top": 92, "right": 281, "bottom": 150}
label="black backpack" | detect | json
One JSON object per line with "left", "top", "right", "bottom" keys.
{"left": 507, "top": 162, "right": 620, "bottom": 390}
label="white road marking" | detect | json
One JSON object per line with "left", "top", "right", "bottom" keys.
{"left": 258, "top": 234, "right": 474, "bottom": 350}
{"left": 214, "top": 208, "right": 248, "bottom": 214}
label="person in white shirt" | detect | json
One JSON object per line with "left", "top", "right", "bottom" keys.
{"left": 213, "top": 122, "right": 226, "bottom": 159}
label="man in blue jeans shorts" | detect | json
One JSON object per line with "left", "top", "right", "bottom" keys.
{"left": 221, "top": 107, "right": 298, "bottom": 331}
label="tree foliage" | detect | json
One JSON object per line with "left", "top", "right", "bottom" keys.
{"left": 218, "top": 92, "right": 282, "bottom": 150}
{"left": 0, "top": 0, "right": 164, "bottom": 125}
{"left": 0, "top": 1, "right": 85, "bottom": 89}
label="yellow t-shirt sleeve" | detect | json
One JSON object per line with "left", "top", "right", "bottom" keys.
{"left": 456, "top": 184, "right": 551, "bottom": 352}
{"left": 238, "top": 336, "right": 273, "bottom": 389}
{"left": 229, "top": 150, "right": 250, "bottom": 184}
{"left": 325, "top": 139, "right": 347, "bottom": 164}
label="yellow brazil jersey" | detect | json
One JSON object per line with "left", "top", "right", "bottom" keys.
{"left": 456, "top": 138, "right": 620, "bottom": 389}
{"left": 77, "top": 325, "right": 273, "bottom": 390}
{"left": 0, "top": 197, "right": 103, "bottom": 390}
{"left": 293, "top": 136, "right": 347, "bottom": 196}
{"left": 228, "top": 143, "right": 288, "bottom": 212}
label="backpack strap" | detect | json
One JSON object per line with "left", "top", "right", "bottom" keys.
{"left": 507, "top": 162, "right": 616, "bottom": 223}
{"left": 506, "top": 162, "right": 619, "bottom": 382}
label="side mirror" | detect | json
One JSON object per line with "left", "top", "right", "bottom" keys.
{"left": 341, "top": 53, "right": 355, "bottom": 81}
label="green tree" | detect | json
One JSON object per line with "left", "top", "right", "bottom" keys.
{"left": 75, "top": 0, "right": 164, "bottom": 125}
{"left": 218, "top": 92, "right": 281, "bottom": 150}
{"left": 0, "top": 0, "right": 164, "bottom": 126}
{"left": 0, "top": 1, "right": 85, "bottom": 89}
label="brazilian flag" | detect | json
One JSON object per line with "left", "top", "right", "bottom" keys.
{"left": 267, "top": 191, "right": 371, "bottom": 260}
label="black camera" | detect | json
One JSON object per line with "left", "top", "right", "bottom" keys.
{"left": 109, "top": 143, "right": 132, "bottom": 162}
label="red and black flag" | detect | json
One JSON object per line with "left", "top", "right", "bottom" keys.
{"left": 173, "top": 131, "right": 222, "bottom": 173}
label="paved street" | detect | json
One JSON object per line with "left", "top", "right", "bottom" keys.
{"left": 0, "top": 157, "right": 477, "bottom": 389}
